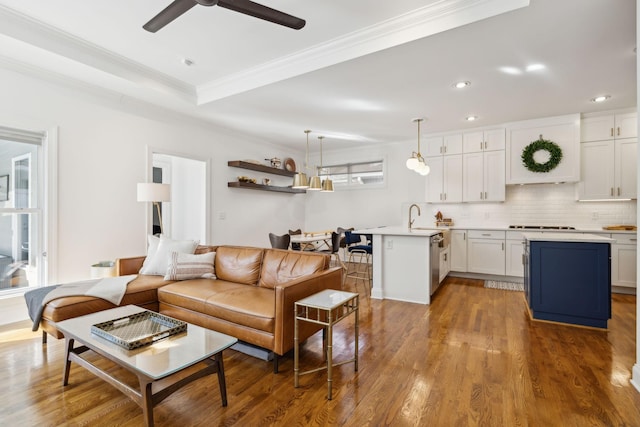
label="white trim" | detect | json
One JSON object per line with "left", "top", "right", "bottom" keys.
{"left": 44, "top": 126, "right": 58, "bottom": 285}
{"left": 197, "top": 0, "right": 530, "bottom": 103}
{"left": 632, "top": 364, "right": 640, "bottom": 393}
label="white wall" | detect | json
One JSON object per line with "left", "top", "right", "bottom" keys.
{"left": 0, "top": 66, "right": 305, "bottom": 284}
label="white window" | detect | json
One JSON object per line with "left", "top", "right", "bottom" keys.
{"left": 319, "top": 160, "right": 384, "bottom": 189}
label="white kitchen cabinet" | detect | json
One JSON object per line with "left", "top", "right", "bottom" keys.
{"left": 463, "top": 128, "right": 506, "bottom": 153}
{"left": 581, "top": 112, "right": 637, "bottom": 142}
{"left": 506, "top": 114, "right": 580, "bottom": 184}
{"left": 505, "top": 231, "right": 525, "bottom": 277}
{"left": 424, "top": 133, "right": 463, "bottom": 157}
{"left": 577, "top": 138, "right": 637, "bottom": 200}
{"left": 463, "top": 150, "right": 505, "bottom": 202}
{"left": 450, "top": 230, "right": 467, "bottom": 272}
{"left": 439, "top": 246, "right": 450, "bottom": 283}
{"left": 611, "top": 234, "right": 637, "bottom": 290}
{"left": 425, "top": 154, "right": 463, "bottom": 203}
{"left": 467, "top": 230, "right": 505, "bottom": 275}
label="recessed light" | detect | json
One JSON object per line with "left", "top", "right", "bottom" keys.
{"left": 466, "top": 116, "right": 478, "bottom": 121}
{"left": 499, "top": 66, "right": 522, "bottom": 75}
{"left": 526, "top": 63, "right": 546, "bottom": 72}
{"left": 590, "top": 95, "right": 611, "bottom": 103}
{"left": 453, "top": 81, "right": 471, "bottom": 89}
{"left": 181, "top": 58, "right": 195, "bottom": 66}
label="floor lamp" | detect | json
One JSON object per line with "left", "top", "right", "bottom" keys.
{"left": 137, "top": 183, "right": 171, "bottom": 235}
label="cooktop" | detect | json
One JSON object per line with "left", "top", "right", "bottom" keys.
{"left": 508, "top": 225, "right": 576, "bottom": 230}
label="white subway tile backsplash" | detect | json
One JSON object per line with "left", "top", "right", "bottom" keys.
{"left": 425, "top": 183, "right": 636, "bottom": 228}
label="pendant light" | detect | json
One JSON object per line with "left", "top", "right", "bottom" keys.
{"left": 292, "top": 130, "right": 310, "bottom": 189}
{"left": 406, "top": 118, "right": 430, "bottom": 176}
{"left": 307, "top": 132, "right": 322, "bottom": 191}
{"left": 318, "top": 136, "right": 334, "bottom": 192}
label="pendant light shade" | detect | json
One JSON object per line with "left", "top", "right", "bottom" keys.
{"left": 292, "top": 130, "right": 311, "bottom": 189}
{"left": 318, "top": 136, "right": 334, "bottom": 192}
{"left": 407, "top": 118, "right": 429, "bottom": 175}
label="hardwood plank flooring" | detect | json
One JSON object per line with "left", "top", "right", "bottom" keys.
{"left": 1, "top": 277, "right": 639, "bottom": 426}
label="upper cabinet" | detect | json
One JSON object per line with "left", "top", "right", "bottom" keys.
{"left": 425, "top": 154, "right": 463, "bottom": 203}
{"left": 581, "top": 112, "right": 637, "bottom": 142}
{"left": 577, "top": 111, "right": 637, "bottom": 201}
{"left": 424, "top": 133, "right": 463, "bottom": 157}
{"left": 506, "top": 114, "right": 581, "bottom": 184}
{"left": 463, "top": 128, "right": 505, "bottom": 153}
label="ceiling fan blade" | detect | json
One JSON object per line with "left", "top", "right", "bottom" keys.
{"left": 217, "top": 0, "right": 305, "bottom": 30}
{"left": 143, "top": 0, "right": 199, "bottom": 33}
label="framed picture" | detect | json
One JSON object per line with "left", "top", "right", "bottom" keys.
{"left": 0, "top": 175, "right": 8, "bottom": 202}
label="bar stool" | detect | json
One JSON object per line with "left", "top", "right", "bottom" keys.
{"left": 344, "top": 231, "right": 372, "bottom": 296}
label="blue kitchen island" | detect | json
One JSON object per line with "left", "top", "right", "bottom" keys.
{"left": 523, "top": 232, "right": 615, "bottom": 329}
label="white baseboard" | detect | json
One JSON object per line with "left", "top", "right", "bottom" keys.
{"left": 632, "top": 364, "right": 640, "bottom": 394}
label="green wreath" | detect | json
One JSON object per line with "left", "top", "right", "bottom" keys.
{"left": 521, "top": 137, "right": 563, "bottom": 173}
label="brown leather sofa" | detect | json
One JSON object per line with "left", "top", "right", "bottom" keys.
{"left": 40, "top": 245, "right": 343, "bottom": 371}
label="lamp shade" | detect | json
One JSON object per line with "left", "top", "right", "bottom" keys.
{"left": 137, "top": 183, "right": 171, "bottom": 202}
{"left": 291, "top": 172, "right": 309, "bottom": 189}
{"left": 308, "top": 175, "right": 321, "bottom": 190}
{"left": 321, "top": 178, "right": 334, "bottom": 192}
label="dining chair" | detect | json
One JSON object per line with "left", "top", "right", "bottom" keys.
{"left": 318, "top": 232, "right": 346, "bottom": 283}
{"left": 269, "top": 233, "right": 291, "bottom": 250}
{"left": 288, "top": 229, "right": 302, "bottom": 250}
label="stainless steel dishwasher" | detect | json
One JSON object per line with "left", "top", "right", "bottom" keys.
{"left": 430, "top": 233, "right": 444, "bottom": 295}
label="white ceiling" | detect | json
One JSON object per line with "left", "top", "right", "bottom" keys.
{"left": 0, "top": 0, "right": 636, "bottom": 150}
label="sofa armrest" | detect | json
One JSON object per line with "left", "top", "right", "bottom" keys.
{"left": 273, "top": 267, "right": 343, "bottom": 355}
{"left": 115, "top": 256, "right": 146, "bottom": 276}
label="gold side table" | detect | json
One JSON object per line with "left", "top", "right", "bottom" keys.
{"left": 294, "top": 289, "right": 359, "bottom": 400}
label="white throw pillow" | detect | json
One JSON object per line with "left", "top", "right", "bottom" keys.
{"left": 139, "top": 236, "right": 199, "bottom": 275}
{"left": 164, "top": 251, "right": 216, "bottom": 280}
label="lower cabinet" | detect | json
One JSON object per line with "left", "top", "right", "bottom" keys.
{"left": 612, "top": 234, "right": 637, "bottom": 289}
{"left": 467, "top": 230, "right": 505, "bottom": 275}
{"left": 450, "top": 230, "right": 467, "bottom": 272}
{"left": 505, "top": 231, "right": 525, "bottom": 277}
{"left": 439, "top": 246, "right": 450, "bottom": 283}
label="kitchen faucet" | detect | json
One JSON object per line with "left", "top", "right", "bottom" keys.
{"left": 409, "top": 203, "right": 421, "bottom": 229}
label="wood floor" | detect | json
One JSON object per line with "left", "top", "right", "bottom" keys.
{"left": 1, "top": 277, "right": 639, "bottom": 426}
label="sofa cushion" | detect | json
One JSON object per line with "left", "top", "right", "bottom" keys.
{"left": 158, "top": 279, "right": 275, "bottom": 333}
{"left": 214, "top": 246, "right": 264, "bottom": 285}
{"left": 164, "top": 251, "right": 216, "bottom": 280}
{"left": 139, "top": 236, "right": 199, "bottom": 276}
{"left": 258, "top": 249, "right": 328, "bottom": 289}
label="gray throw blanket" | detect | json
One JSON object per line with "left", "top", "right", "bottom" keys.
{"left": 24, "top": 275, "right": 137, "bottom": 331}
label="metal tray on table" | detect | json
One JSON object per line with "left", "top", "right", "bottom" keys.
{"left": 91, "top": 311, "right": 187, "bottom": 350}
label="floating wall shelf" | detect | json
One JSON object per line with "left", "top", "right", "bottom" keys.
{"left": 227, "top": 160, "right": 304, "bottom": 194}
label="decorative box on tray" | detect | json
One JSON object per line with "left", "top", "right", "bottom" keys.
{"left": 91, "top": 311, "right": 187, "bottom": 350}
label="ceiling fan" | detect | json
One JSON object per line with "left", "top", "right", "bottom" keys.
{"left": 143, "top": 0, "right": 306, "bottom": 33}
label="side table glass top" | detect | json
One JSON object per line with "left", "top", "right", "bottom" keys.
{"left": 295, "top": 289, "right": 358, "bottom": 310}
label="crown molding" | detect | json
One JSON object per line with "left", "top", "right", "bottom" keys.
{"left": 197, "top": 0, "right": 529, "bottom": 105}
{"left": 0, "top": 5, "right": 196, "bottom": 102}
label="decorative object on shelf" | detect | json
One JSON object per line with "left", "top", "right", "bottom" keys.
{"left": 238, "top": 176, "right": 257, "bottom": 183}
{"left": 266, "top": 157, "right": 281, "bottom": 168}
{"left": 137, "top": 182, "right": 171, "bottom": 234}
{"left": 284, "top": 157, "right": 296, "bottom": 172}
{"left": 292, "top": 130, "right": 310, "bottom": 189}
{"left": 318, "top": 135, "right": 334, "bottom": 192}
{"left": 262, "top": 178, "right": 271, "bottom": 186}
{"left": 521, "top": 134, "right": 563, "bottom": 173}
{"left": 435, "top": 211, "right": 443, "bottom": 221}
{"left": 434, "top": 211, "right": 453, "bottom": 226}
{"left": 406, "top": 118, "right": 430, "bottom": 175}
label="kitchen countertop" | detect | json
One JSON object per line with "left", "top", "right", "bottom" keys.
{"left": 353, "top": 226, "right": 442, "bottom": 237}
{"left": 522, "top": 232, "right": 616, "bottom": 243}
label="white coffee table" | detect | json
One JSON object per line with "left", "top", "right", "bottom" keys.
{"left": 56, "top": 305, "right": 237, "bottom": 427}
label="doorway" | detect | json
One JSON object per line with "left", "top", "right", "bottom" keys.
{"left": 148, "top": 149, "right": 210, "bottom": 243}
